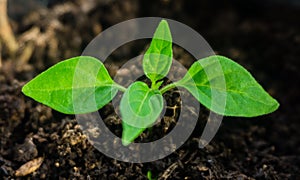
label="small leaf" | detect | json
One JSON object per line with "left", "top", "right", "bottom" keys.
{"left": 120, "top": 81, "right": 163, "bottom": 145}
{"left": 143, "top": 19, "right": 173, "bottom": 83}
{"left": 177, "top": 55, "right": 279, "bottom": 117}
{"left": 15, "top": 157, "right": 44, "bottom": 177}
{"left": 22, "top": 56, "right": 118, "bottom": 114}
{"left": 152, "top": 80, "right": 164, "bottom": 90}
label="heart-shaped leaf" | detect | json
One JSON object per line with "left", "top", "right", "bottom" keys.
{"left": 143, "top": 20, "right": 173, "bottom": 83}
{"left": 177, "top": 55, "right": 279, "bottom": 117}
{"left": 22, "top": 56, "right": 118, "bottom": 114}
{"left": 120, "top": 81, "right": 163, "bottom": 145}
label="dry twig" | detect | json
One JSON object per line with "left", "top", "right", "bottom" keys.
{"left": 0, "top": 0, "right": 18, "bottom": 56}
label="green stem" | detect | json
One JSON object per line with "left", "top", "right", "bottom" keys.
{"left": 159, "top": 83, "right": 177, "bottom": 94}
{"left": 113, "top": 83, "right": 127, "bottom": 92}
{"left": 151, "top": 81, "right": 156, "bottom": 89}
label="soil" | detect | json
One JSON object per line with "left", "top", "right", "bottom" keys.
{"left": 0, "top": 0, "right": 299, "bottom": 179}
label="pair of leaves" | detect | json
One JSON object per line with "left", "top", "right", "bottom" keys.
{"left": 120, "top": 20, "right": 172, "bottom": 144}
{"left": 21, "top": 56, "right": 164, "bottom": 146}
{"left": 22, "top": 19, "right": 279, "bottom": 146}
{"left": 142, "top": 21, "right": 278, "bottom": 117}
{"left": 22, "top": 20, "right": 173, "bottom": 145}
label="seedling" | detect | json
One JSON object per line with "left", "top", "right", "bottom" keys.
{"left": 22, "top": 20, "right": 279, "bottom": 146}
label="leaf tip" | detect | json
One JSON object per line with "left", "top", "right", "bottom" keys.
{"left": 21, "top": 82, "right": 30, "bottom": 96}
{"left": 159, "top": 19, "right": 168, "bottom": 25}
{"left": 271, "top": 98, "right": 280, "bottom": 112}
{"left": 122, "top": 138, "right": 131, "bottom": 146}
{"left": 158, "top": 19, "right": 171, "bottom": 33}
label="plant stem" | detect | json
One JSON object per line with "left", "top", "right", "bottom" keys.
{"left": 151, "top": 81, "right": 156, "bottom": 89}
{"left": 159, "top": 83, "right": 177, "bottom": 94}
{"left": 113, "top": 83, "right": 127, "bottom": 92}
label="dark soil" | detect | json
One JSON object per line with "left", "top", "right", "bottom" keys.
{"left": 0, "top": 0, "right": 299, "bottom": 179}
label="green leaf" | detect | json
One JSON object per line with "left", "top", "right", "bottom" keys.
{"left": 22, "top": 56, "right": 118, "bottom": 114}
{"left": 143, "top": 19, "right": 173, "bottom": 83}
{"left": 177, "top": 55, "right": 279, "bottom": 117}
{"left": 120, "top": 81, "right": 163, "bottom": 145}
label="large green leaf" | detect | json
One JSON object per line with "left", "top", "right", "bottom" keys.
{"left": 22, "top": 56, "right": 118, "bottom": 114}
{"left": 177, "top": 55, "right": 279, "bottom": 117}
{"left": 143, "top": 19, "right": 173, "bottom": 83}
{"left": 120, "top": 81, "right": 163, "bottom": 145}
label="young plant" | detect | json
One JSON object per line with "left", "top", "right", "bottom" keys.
{"left": 22, "top": 20, "right": 279, "bottom": 145}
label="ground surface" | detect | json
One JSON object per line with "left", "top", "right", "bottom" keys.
{"left": 0, "top": 0, "right": 299, "bottom": 179}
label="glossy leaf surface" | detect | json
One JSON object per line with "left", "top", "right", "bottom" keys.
{"left": 120, "top": 81, "right": 163, "bottom": 145}
{"left": 177, "top": 55, "right": 279, "bottom": 117}
{"left": 22, "top": 56, "right": 118, "bottom": 114}
{"left": 143, "top": 20, "right": 173, "bottom": 83}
